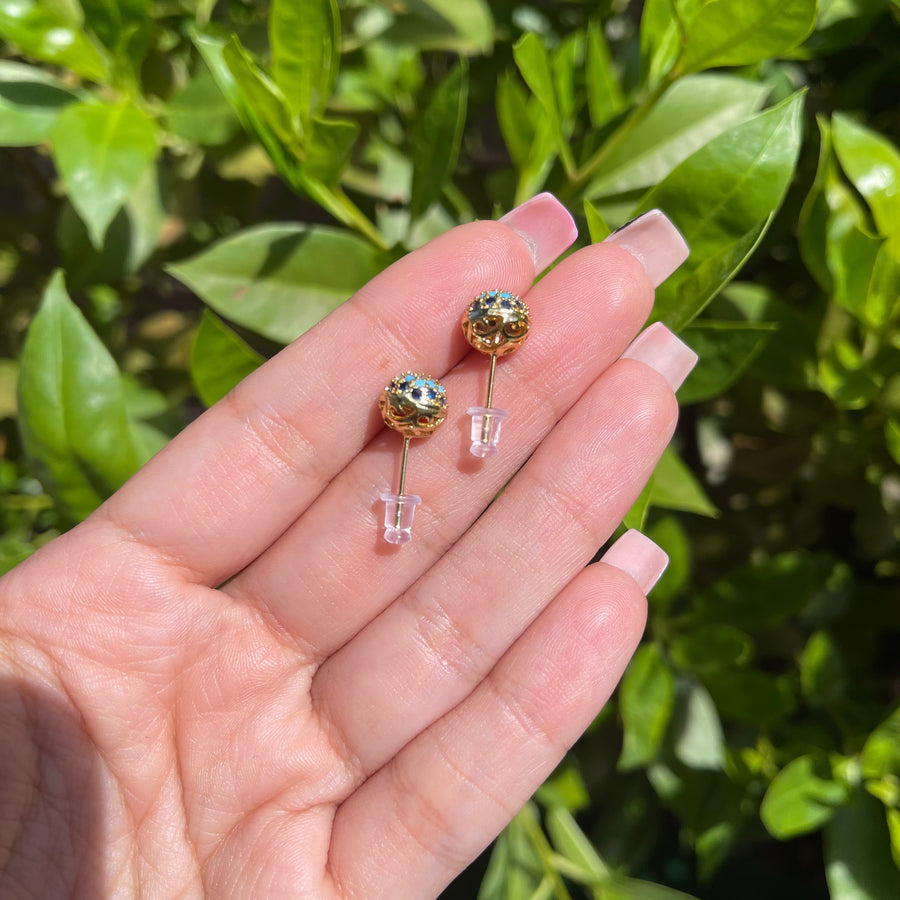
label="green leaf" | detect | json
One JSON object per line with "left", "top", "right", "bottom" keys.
{"left": 410, "top": 62, "right": 468, "bottom": 221}
{"left": 886, "top": 419, "right": 900, "bottom": 467}
{"left": 618, "top": 644, "right": 676, "bottom": 770}
{"left": 826, "top": 787, "right": 900, "bottom": 900}
{"left": 478, "top": 804, "right": 545, "bottom": 900}
{"left": 168, "top": 224, "right": 383, "bottom": 344}
{"left": 17, "top": 271, "right": 140, "bottom": 522}
{"left": 587, "top": 74, "right": 769, "bottom": 201}
{"left": 305, "top": 116, "right": 360, "bottom": 185}
{"left": 57, "top": 163, "right": 165, "bottom": 282}
{"left": 679, "top": 321, "right": 775, "bottom": 404}
{"left": 545, "top": 806, "right": 613, "bottom": 883}
{"left": 761, "top": 754, "right": 849, "bottom": 839}
{"left": 223, "top": 35, "right": 300, "bottom": 152}
{"left": 648, "top": 447, "right": 718, "bottom": 518}
{"left": 832, "top": 113, "right": 900, "bottom": 240}
{"left": 670, "top": 625, "right": 755, "bottom": 674}
{"left": 79, "top": 0, "right": 150, "bottom": 72}
{"left": 603, "top": 877, "right": 703, "bottom": 900}
{"left": 51, "top": 100, "right": 158, "bottom": 249}
{"left": 638, "top": 92, "right": 805, "bottom": 328}
{"left": 583, "top": 198, "right": 612, "bottom": 243}
{"left": 646, "top": 516, "right": 691, "bottom": 608}
{"left": 0, "top": 61, "right": 79, "bottom": 146}
{"left": 861, "top": 707, "right": 900, "bottom": 780}
{"left": 497, "top": 71, "right": 533, "bottom": 171}
{"left": 640, "top": 0, "right": 701, "bottom": 87}
{"left": 388, "top": 0, "right": 494, "bottom": 55}
{"left": 585, "top": 20, "right": 624, "bottom": 129}
{"left": 513, "top": 33, "right": 573, "bottom": 174}
{"left": 165, "top": 68, "right": 240, "bottom": 146}
{"left": 800, "top": 631, "right": 847, "bottom": 707}
{"left": 0, "top": 0, "right": 109, "bottom": 82}
{"left": 623, "top": 475, "right": 654, "bottom": 531}
{"left": 269, "top": 0, "right": 339, "bottom": 122}
{"left": 190, "top": 311, "right": 264, "bottom": 408}
{"left": 671, "top": 680, "right": 726, "bottom": 771}
{"left": 678, "top": 0, "right": 817, "bottom": 74}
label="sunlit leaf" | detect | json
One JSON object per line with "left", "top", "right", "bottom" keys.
{"left": 410, "top": 62, "right": 467, "bottom": 221}
{"left": 761, "top": 754, "right": 849, "bottom": 839}
{"left": 0, "top": 61, "right": 79, "bottom": 146}
{"left": 51, "top": 100, "right": 158, "bottom": 248}
{"left": 17, "top": 271, "right": 140, "bottom": 521}
{"left": 168, "top": 224, "right": 383, "bottom": 343}
{"left": 190, "top": 311, "right": 265, "bottom": 407}
{"left": 619, "top": 644, "right": 676, "bottom": 770}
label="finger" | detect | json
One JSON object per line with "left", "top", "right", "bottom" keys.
{"left": 224, "top": 212, "right": 689, "bottom": 657}
{"left": 312, "top": 338, "right": 692, "bottom": 776}
{"left": 327, "top": 535, "right": 665, "bottom": 900}
{"left": 223, "top": 239, "right": 657, "bottom": 655}
{"left": 94, "top": 196, "right": 578, "bottom": 584}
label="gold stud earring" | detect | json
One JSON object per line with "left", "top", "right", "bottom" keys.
{"left": 378, "top": 372, "right": 448, "bottom": 544}
{"left": 461, "top": 289, "right": 531, "bottom": 457}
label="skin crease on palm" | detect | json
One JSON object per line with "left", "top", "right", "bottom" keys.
{"left": 0, "top": 194, "right": 695, "bottom": 899}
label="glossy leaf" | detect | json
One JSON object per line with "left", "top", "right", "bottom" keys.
{"left": 305, "top": 116, "right": 360, "bottom": 186}
{"left": 619, "top": 644, "right": 676, "bottom": 770}
{"left": 513, "top": 33, "right": 573, "bottom": 173}
{"left": 585, "top": 20, "right": 624, "bottom": 129}
{"left": 761, "top": 754, "right": 849, "bottom": 839}
{"left": 51, "top": 100, "right": 158, "bottom": 249}
{"left": 832, "top": 113, "right": 900, "bottom": 240}
{"left": 191, "top": 311, "right": 264, "bottom": 407}
{"left": 679, "top": 321, "right": 775, "bottom": 404}
{"left": 545, "top": 806, "right": 613, "bottom": 884}
{"left": 168, "top": 224, "right": 383, "bottom": 344}
{"left": 584, "top": 198, "right": 611, "bottom": 242}
{"left": 826, "top": 787, "right": 900, "bottom": 900}
{"left": 410, "top": 62, "right": 468, "bottom": 221}
{"left": 223, "top": 35, "right": 300, "bottom": 152}
{"left": 638, "top": 92, "right": 805, "bottom": 328}
{"left": 648, "top": 447, "right": 718, "bottom": 518}
{"left": 0, "top": 61, "right": 79, "bottom": 146}
{"left": 672, "top": 680, "right": 726, "bottom": 771}
{"left": 646, "top": 516, "right": 691, "bottom": 608}
{"left": 861, "top": 706, "right": 900, "bottom": 780}
{"left": 678, "top": 0, "right": 817, "bottom": 74}
{"left": 0, "top": 0, "right": 109, "bottom": 82}
{"left": 17, "top": 271, "right": 140, "bottom": 521}
{"left": 587, "top": 74, "right": 769, "bottom": 200}
{"left": 496, "top": 71, "right": 533, "bottom": 171}
{"left": 269, "top": 0, "right": 339, "bottom": 121}
{"left": 640, "top": 0, "right": 702, "bottom": 86}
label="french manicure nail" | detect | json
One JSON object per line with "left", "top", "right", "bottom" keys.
{"left": 604, "top": 209, "right": 689, "bottom": 288}
{"left": 601, "top": 529, "right": 669, "bottom": 595}
{"left": 499, "top": 192, "right": 578, "bottom": 274}
{"left": 621, "top": 322, "right": 698, "bottom": 392}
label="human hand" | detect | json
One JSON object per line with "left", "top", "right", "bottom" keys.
{"left": 0, "top": 194, "right": 694, "bottom": 899}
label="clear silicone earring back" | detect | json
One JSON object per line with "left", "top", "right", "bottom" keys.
{"left": 467, "top": 406, "right": 508, "bottom": 458}
{"left": 380, "top": 493, "right": 421, "bottom": 544}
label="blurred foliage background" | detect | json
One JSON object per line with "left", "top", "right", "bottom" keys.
{"left": 1, "top": 1, "right": 900, "bottom": 898}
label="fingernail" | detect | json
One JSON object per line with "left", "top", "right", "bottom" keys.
{"left": 500, "top": 192, "right": 578, "bottom": 274}
{"left": 601, "top": 529, "right": 669, "bottom": 595}
{"left": 621, "top": 322, "right": 698, "bottom": 392}
{"left": 604, "top": 209, "right": 689, "bottom": 288}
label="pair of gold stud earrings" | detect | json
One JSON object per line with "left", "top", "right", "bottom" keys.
{"left": 377, "top": 289, "right": 531, "bottom": 544}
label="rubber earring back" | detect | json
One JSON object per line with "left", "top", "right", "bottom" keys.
{"left": 378, "top": 372, "right": 448, "bottom": 544}
{"left": 461, "top": 290, "right": 530, "bottom": 457}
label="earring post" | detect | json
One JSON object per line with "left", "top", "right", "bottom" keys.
{"left": 395, "top": 435, "right": 411, "bottom": 528}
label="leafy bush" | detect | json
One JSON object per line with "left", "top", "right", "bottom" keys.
{"left": 1, "top": 1, "right": 899, "bottom": 898}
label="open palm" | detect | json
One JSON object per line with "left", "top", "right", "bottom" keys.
{"left": 0, "top": 200, "right": 692, "bottom": 899}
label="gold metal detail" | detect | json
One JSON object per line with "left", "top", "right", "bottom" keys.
{"left": 379, "top": 372, "right": 449, "bottom": 438}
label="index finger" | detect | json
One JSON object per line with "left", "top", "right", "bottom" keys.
{"left": 95, "top": 196, "right": 578, "bottom": 584}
